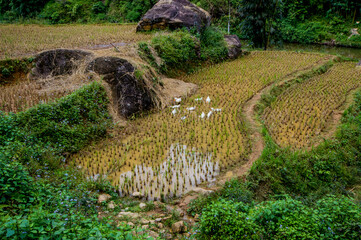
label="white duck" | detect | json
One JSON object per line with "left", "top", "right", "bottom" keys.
{"left": 206, "top": 96, "right": 211, "bottom": 103}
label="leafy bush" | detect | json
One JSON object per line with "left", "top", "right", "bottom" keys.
{"left": 199, "top": 27, "right": 228, "bottom": 62}
{"left": 151, "top": 30, "right": 198, "bottom": 73}
{"left": 199, "top": 199, "right": 260, "bottom": 239}
{"left": 220, "top": 179, "right": 253, "bottom": 204}
{"left": 199, "top": 196, "right": 361, "bottom": 239}
{"left": 0, "top": 159, "right": 34, "bottom": 208}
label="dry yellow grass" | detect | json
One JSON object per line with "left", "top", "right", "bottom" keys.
{"left": 263, "top": 61, "right": 361, "bottom": 149}
{"left": 0, "top": 24, "right": 152, "bottom": 59}
{"left": 72, "top": 51, "right": 329, "bottom": 200}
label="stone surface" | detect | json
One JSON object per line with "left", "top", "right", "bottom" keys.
{"left": 137, "top": 0, "right": 211, "bottom": 32}
{"left": 349, "top": 28, "right": 360, "bottom": 39}
{"left": 224, "top": 35, "right": 242, "bottom": 59}
{"left": 132, "top": 192, "right": 142, "bottom": 198}
{"left": 194, "top": 214, "right": 200, "bottom": 222}
{"left": 171, "top": 220, "right": 186, "bottom": 233}
{"left": 191, "top": 187, "right": 214, "bottom": 195}
{"left": 98, "top": 193, "right": 111, "bottom": 204}
{"left": 117, "top": 212, "right": 140, "bottom": 219}
{"left": 148, "top": 230, "right": 160, "bottom": 238}
{"left": 87, "top": 57, "right": 153, "bottom": 118}
{"left": 107, "top": 201, "right": 116, "bottom": 209}
{"left": 127, "top": 222, "right": 135, "bottom": 228}
{"left": 140, "top": 218, "right": 150, "bottom": 225}
{"left": 139, "top": 203, "right": 147, "bottom": 209}
{"left": 31, "top": 49, "right": 92, "bottom": 78}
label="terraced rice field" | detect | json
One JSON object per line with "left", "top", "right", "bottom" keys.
{"left": 263, "top": 62, "right": 361, "bottom": 149}
{"left": 0, "top": 74, "right": 90, "bottom": 113}
{"left": 0, "top": 24, "right": 151, "bottom": 59}
{"left": 72, "top": 51, "right": 329, "bottom": 200}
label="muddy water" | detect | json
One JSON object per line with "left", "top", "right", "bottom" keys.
{"left": 118, "top": 144, "right": 219, "bottom": 201}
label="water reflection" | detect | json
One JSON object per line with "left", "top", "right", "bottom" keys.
{"left": 118, "top": 144, "right": 219, "bottom": 200}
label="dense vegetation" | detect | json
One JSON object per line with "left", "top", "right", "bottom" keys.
{"left": 139, "top": 28, "right": 228, "bottom": 75}
{"left": 1, "top": 0, "right": 360, "bottom": 48}
{"left": 0, "top": 83, "right": 141, "bottom": 239}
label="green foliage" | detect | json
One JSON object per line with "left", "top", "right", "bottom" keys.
{"left": 0, "top": 159, "right": 34, "bottom": 208}
{"left": 0, "top": 81, "right": 111, "bottom": 163}
{"left": 199, "top": 196, "right": 361, "bottom": 239}
{"left": 199, "top": 27, "right": 228, "bottom": 62}
{"left": 0, "top": 58, "right": 33, "bottom": 83}
{"left": 220, "top": 179, "right": 253, "bottom": 204}
{"left": 150, "top": 27, "right": 229, "bottom": 75}
{"left": 239, "top": 0, "right": 282, "bottom": 49}
{"left": 199, "top": 199, "right": 261, "bottom": 239}
{"left": 0, "top": 0, "right": 49, "bottom": 19}
{"left": 151, "top": 30, "right": 198, "bottom": 73}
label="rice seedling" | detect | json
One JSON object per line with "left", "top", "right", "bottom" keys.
{"left": 263, "top": 62, "right": 361, "bottom": 149}
{"left": 0, "top": 72, "right": 91, "bottom": 113}
{"left": 72, "top": 51, "right": 329, "bottom": 199}
{"left": 0, "top": 24, "right": 152, "bottom": 59}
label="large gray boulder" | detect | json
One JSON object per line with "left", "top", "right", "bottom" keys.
{"left": 224, "top": 35, "right": 242, "bottom": 59}
{"left": 30, "top": 49, "right": 92, "bottom": 78}
{"left": 87, "top": 57, "right": 153, "bottom": 118}
{"left": 136, "top": 0, "right": 211, "bottom": 32}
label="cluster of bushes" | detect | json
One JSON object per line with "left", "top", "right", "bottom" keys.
{"left": 138, "top": 27, "right": 228, "bottom": 75}
{"left": 0, "top": 82, "right": 139, "bottom": 239}
{"left": 0, "top": 0, "right": 157, "bottom": 24}
{"left": 199, "top": 196, "right": 361, "bottom": 239}
{"left": 0, "top": 58, "right": 34, "bottom": 83}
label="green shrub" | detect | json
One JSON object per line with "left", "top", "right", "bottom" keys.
{"left": 151, "top": 30, "right": 198, "bottom": 73}
{"left": 199, "top": 199, "right": 260, "bottom": 239}
{"left": 200, "top": 27, "right": 228, "bottom": 62}
{"left": 0, "top": 81, "right": 111, "bottom": 171}
{"left": 0, "top": 159, "right": 35, "bottom": 208}
{"left": 200, "top": 196, "right": 361, "bottom": 239}
{"left": 220, "top": 179, "right": 253, "bottom": 204}
{"left": 250, "top": 197, "right": 317, "bottom": 239}
{"left": 314, "top": 196, "right": 361, "bottom": 239}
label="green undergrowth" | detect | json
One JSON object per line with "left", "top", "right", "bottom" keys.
{"left": 138, "top": 27, "right": 228, "bottom": 76}
{"left": 0, "top": 58, "right": 34, "bottom": 84}
{"left": 191, "top": 88, "right": 361, "bottom": 239}
{"left": 0, "top": 82, "right": 146, "bottom": 239}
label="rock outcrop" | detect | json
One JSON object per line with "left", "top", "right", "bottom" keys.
{"left": 136, "top": 0, "right": 211, "bottom": 32}
{"left": 30, "top": 49, "right": 92, "bottom": 78}
{"left": 224, "top": 35, "right": 242, "bottom": 59}
{"left": 87, "top": 57, "right": 154, "bottom": 118}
